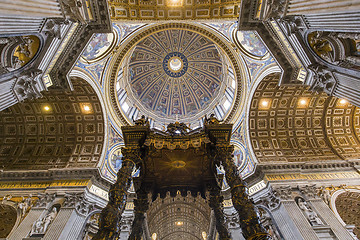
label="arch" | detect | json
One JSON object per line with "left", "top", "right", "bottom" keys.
{"left": 147, "top": 192, "right": 211, "bottom": 240}
{"left": 0, "top": 204, "right": 18, "bottom": 238}
{"left": 241, "top": 67, "right": 281, "bottom": 178}
{"left": 69, "top": 69, "right": 109, "bottom": 169}
{"left": 0, "top": 77, "right": 105, "bottom": 169}
{"left": 306, "top": 31, "right": 360, "bottom": 72}
{"left": 256, "top": 206, "right": 283, "bottom": 240}
{"left": 247, "top": 73, "right": 360, "bottom": 162}
{"left": 330, "top": 189, "right": 360, "bottom": 238}
{"left": 78, "top": 210, "right": 101, "bottom": 240}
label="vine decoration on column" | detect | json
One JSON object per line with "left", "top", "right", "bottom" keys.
{"left": 93, "top": 146, "right": 143, "bottom": 240}
{"left": 215, "top": 145, "right": 270, "bottom": 240}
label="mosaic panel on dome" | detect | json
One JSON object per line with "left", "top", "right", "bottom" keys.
{"left": 128, "top": 29, "right": 224, "bottom": 121}
{"left": 82, "top": 32, "right": 115, "bottom": 61}
{"left": 235, "top": 31, "right": 268, "bottom": 58}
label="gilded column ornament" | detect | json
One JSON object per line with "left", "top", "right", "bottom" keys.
{"left": 208, "top": 186, "right": 231, "bottom": 240}
{"left": 217, "top": 146, "right": 269, "bottom": 240}
{"left": 93, "top": 147, "right": 142, "bottom": 240}
{"left": 128, "top": 189, "right": 149, "bottom": 240}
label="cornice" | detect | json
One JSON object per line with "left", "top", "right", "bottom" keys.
{"left": 49, "top": 0, "right": 112, "bottom": 89}
{"left": 0, "top": 168, "right": 113, "bottom": 188}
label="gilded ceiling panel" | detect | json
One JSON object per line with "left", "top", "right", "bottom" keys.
{"left": 0, "top": 78, "right": 105, "bottom": 170}
{"left": 249, "top": 73, "right": 360, "bottom": 162}
{"left": 108, "top": 0, "right": 240, "bottom": 21}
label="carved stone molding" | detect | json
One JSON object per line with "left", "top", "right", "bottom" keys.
{"left": 257, "top": 190, "right": 281, "bottom": 210}
{"left": 30, "top": 205, "right": 59, "bottom": 236}
{"left": 33, "top": 193, "right": 56, "bottom": 208}
{"left": 224, "top": 211, "right": 240, "bottom": 230}
{"left": 42, "top": 19, "right": 67, "bottom": 39}
{"left": 296, "top": 197, "right": 324, "bottom": 226}
{"left": 298, "top": 184, "right": 318, "bottom": 199}
{"left": 59, "top": 0, "right": 86, "bottom": 23}
{"left": 76, "top": 198, "right": 95, "bottom": 217}
{"left": 263, "top": 0, "right": 288, "bottom": 21}
{"left": 13, "top": 69, "right": 43, "bottom": 102}
{"left": 63, "top": 192, "right": 83, "bottom": 208}
{"left": 281, "top": 16, "right": 306, "bottom": 36}
{"left": 317, "top": 186, "right": 332, "bottom": 206}
{"left": 308, "top": 64, "right": 337, "bottom": 95}
{"left": 273, "top": 186, "right": 292, "bottom": 200}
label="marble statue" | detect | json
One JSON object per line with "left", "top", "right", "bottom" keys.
{"left": 297, "top": 198, "right": 324, "bottom": 226}
{"left": 30, "top": 207, "right": 58, "bottom": 235}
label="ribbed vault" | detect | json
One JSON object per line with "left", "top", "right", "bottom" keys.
{"left": 0, "top": 77, "right": 105, "bottom": 170}
{"left": 249, "top": 73, "right": 360, "bottom": 162}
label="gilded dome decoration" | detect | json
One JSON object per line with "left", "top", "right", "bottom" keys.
{"left": 110, "top": 23, "right": 246, "bottom": 129}
{"left": 127, "top": 29, "right": 224, "bottom": 122}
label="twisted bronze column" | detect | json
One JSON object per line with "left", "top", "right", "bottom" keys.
{"left": 128, "top": 188, "right": 149, "bottom": 240}
{"left": 219, "top": 146, "right": 269, "bottom": 240}
{"left": 209, "top": 186, "right": 232, "bottom": 240}
{"left": 93, "top": 147, "right": 141, "bottom": 240}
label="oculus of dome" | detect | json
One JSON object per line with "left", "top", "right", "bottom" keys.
{"left": 163, "top": 52, "right": 188, "bottom": 77}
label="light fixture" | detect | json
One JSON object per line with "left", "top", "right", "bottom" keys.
{"left": 260, "top": 99, "right": 269, "bottom": 108}
{"left": 83, "top": 105, "right": 91, "bottom": 111}
{"left": 202, "top": 231, "right": 207, "bottom": 240}
{"left": 151, "top": 233, "right": 157, "bottom": 240}
{"left": 175, "top": 221, "right": 183, "bottom": 226}
{"left": 80, "top": 103, "right": 93, "bottom": 114}
{"left": 339, "top": 99, "right": 348, "bottom": 105}
{"left": 43, "top": 106, "right": 50, "bottom": 111}
{"left": 299, "top": 99, "right": 307, "bottom": 105}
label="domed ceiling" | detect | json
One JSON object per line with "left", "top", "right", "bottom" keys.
{"left": 126, "top": 29, "right": 226, "bottom": 123}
